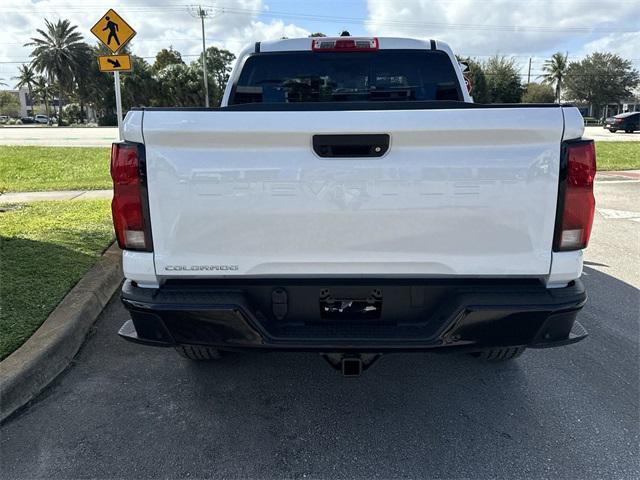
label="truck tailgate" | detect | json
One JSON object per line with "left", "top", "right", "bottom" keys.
{"left": 139, "top": 107, "right": 564, "bottom": 278}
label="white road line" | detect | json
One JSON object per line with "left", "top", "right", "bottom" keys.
{"left": 598, "top": 208, "right": 640, "bottom": 220}
{"left": 596, "top": 180, "right": 640, "bottom": 184}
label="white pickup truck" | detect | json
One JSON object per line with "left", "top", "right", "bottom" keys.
{"left": 114, "top": 36, "right": 595, "bottom": 375}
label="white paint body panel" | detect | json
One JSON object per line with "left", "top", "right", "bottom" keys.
{"left": 562, "top": 107, "right": 586, "bottom": 140}
{"left": 134, "top": 107, "right": 570, "bottom": 281}
{"left": 123, "top": 110, "right": 144, "bottom": 143}
{"left": 122, "top": 250, "right": 158, "bottom": 288}
{"left": 122, "top": 38, "right": 587, "bottom": 286}
{"left": 547, "top": 251, "right": 583, "bottom": 287}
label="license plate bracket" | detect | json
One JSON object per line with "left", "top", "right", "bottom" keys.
{"left": 319, "top": 288, "right": 383, "bottom": 321}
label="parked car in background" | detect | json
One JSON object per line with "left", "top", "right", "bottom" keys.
{"left": 0, "top": 115, "right": 9, "bottom": 124}
{"left": 604, "top": 112, "right": 640, "bottom": 133}
{"left": 20, "top": 116, "right": 35, "bottom": 124}
{"left": 34, "top": 114, "right": 49, "bottom": 124}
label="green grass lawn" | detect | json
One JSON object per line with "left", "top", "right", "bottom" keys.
{"left": 0, "top": 142, "right": 636, "bottom": 194}
{"left": 0, "top": 200, "right": 114, "bottom": 360}
{"left": 595, "top": 142, "right": 640, "bottom": 171}
{"left": 0, "top": 146, "right": 111, "bottom": 192}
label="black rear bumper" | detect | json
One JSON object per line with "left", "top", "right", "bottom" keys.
{"left": 118, "top": 278, "right": 588, "bottom": 353}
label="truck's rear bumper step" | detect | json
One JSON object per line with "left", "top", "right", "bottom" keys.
{"left": 118, "top": 278, "right": 587, "bottom": 352}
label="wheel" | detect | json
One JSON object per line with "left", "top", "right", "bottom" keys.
{"left": 625, "top": 129, "right": 633, "bottom": 133}
{"left": 175, "top": 345, "right": 221, "bottom": 361}
{"left": 471, "top": 346, "right": 526, "bottom": 362}
{"left": 608, "top": 128, "right": 617, "bottom": 133}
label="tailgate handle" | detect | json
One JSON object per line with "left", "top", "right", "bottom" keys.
{"left": 313, "top": 134, "right": 389, "bottom": 158}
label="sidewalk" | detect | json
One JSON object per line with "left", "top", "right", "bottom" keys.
{"left": 0, "top": 189, "right": 112, "bottom": 203}
{"left": 596, "top": 170, "right": 640, "bottom": 181}
{"left": 1, "top": 171, "right": 638, "bottom": 204}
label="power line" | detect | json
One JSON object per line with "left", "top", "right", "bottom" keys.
{"left": 0, "top": 3, "right": 636, "bottom": 34}
{"left": 3, "top": 57, "right": 638, "bottom": 67}
{"left": 243, "top": 5, "right": 638, "bottom": 33}
{"left": 0, "top": 57, "right": 631, "bottom": 78}
{"left": 6, "top": 43, "right": 640, "bottom": 63}
{"left": 199, "top": 5, "right": 639, "bottom": 33}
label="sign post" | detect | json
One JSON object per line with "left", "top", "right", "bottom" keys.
{"left": 113, "top": 71, "right": 124, "bottom": 140}
{"left": 91, "top": 9, "right": 137, "bottom": 141}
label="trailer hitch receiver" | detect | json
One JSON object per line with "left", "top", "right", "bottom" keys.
{"left": 321, "top": 353, "right": 382, "bottom": 377}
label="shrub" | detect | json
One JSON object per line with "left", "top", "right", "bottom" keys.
{"left": 63, "top": 103, "right": 82, "bottom": 123}
{"left": 98, "top": 114, "right": 117, "bottom": 126}
{"left": 522, "top": 83, "right": 556, "bottom": 103}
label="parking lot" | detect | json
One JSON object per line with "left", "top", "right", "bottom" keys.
{"left": 0, "top": 126, "right": 119, "bottom": 147}
{"left": 584, "top": 126, "right": 640, "bottom": 142}
{"left": 1, "top": 175, "right": 638, "bottom": 479}
{"left": 0, "top": 124, "right": 638, "bottom": 147}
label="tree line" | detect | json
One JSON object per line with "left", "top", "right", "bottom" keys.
{"left": 8, "top": 19, "right": 236, "bottom": 125}
{"left": 460, "top": 52, "right": 639, "bottom": 115}
{"left": 3, "top": 19, "right": 639, "bottom": 124}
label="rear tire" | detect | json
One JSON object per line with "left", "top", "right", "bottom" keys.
{"left": 608, "top": 128, "right": 617, "bottom": 133}
{"left": 175, "top": 345, "right": 221, "bottom": 361}
{"left": 471, "top": 346, "right": 525, "bottom": 362}
{"left": 625, "top": 129, "right": 633, "bottom": 133}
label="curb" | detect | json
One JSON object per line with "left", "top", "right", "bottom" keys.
{"left": 0, "top": 243, "right": 122, "bottom": 422}
{"left": 597, "top": 170, "right": 640, "bottom": 180}
{"left": 0, "top": 190, "right": 113, "bottom": 204}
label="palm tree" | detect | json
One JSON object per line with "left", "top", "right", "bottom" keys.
{"left": 25, "top": 19, "right": 87, "bottom": 125}
{"left": 72, "top": 45, "right": 96, "bottom": 123}
{"left": 33, "top": 76, "right": 52, "bottom": 118}
{"left": 13, "top": 64, "right": 37, "bottom": 115}
{"left": 541, "top": 52, "right": 569, "bottom": 103}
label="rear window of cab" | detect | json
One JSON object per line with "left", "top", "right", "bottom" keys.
{"left": 230, "top": 50, "right": 463, "bottom": 105}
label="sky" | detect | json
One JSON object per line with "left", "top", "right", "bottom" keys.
{"left": 1, "top": 0, "right": 639, "bottom": 87}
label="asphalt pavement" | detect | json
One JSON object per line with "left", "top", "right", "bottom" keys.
{"left": 584, "top": 126, "right": 640, "bottom": 142}
{"left": 1, "top": 178, "right": 638, "bottom": 479}
{"left": 0, "top": 126, "right": 118, "bottom": 147}
{"left": 0, "top": 125, "right": 637, "bottom": 147}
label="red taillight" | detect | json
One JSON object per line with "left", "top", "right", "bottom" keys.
{"left": 110, "top": 142, "right": 152, "bottom": 251}
{"left": 554, "top": 140, "right": 596, "bottom": 251}
{"left": 312, "top": 37, "right": 378, "bottom": 52}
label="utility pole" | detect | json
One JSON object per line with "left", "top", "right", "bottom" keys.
{"left": 527, "top": 57, "right": 532, "bottom": 84}
{"left": 189, "top": 5, "right": 210, "bottom": 107}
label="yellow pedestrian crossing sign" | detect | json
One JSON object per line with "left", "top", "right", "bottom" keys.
{"left": 91, "top": 9, "right": 136, "bottom": 54}
{"left": 98, "top": 54, "right": 132, "bottom": 72}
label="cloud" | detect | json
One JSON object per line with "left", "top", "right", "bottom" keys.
{"left": 364, "top": 0, "right": 640, "bottom": 58}
{"left": 2, "top": 0, "right": 637, "bottom": 86}
{"left": 0, "top": 0, "right": 310, "bottom": 83}
{"left": 580, "top": 31, "right": 640, "bottom": 63}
